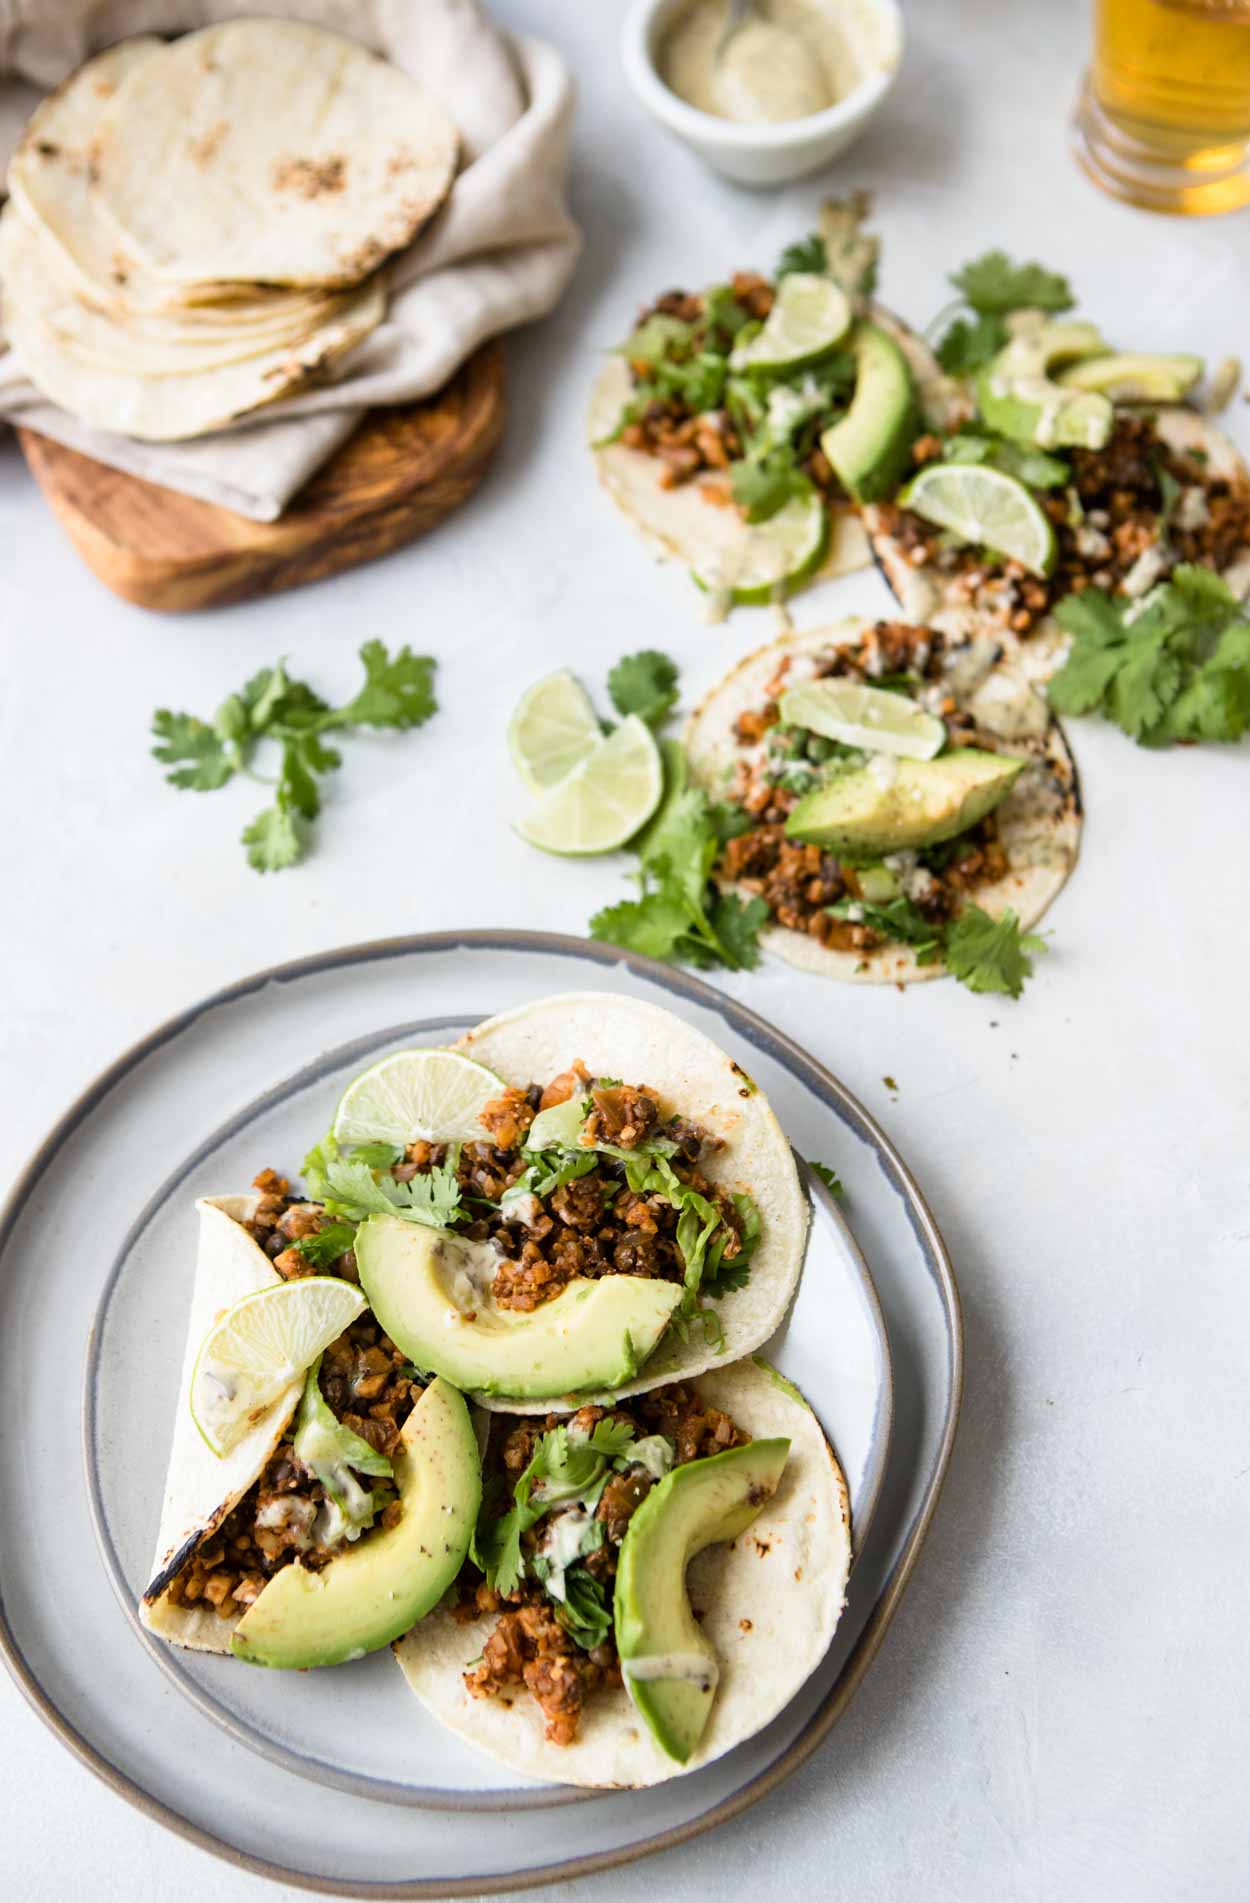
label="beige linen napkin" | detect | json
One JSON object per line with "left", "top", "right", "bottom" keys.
{"left": 0, "top": 0, "right": 580, "bottom": 519}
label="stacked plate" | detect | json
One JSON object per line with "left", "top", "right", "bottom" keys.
{"left": 0, "top": 19, "right": 459, "bottom": 440}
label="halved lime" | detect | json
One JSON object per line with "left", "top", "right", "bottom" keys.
{"left": 333, "top": 1048, "right": 504, "bottom": 1150}
{"left": 903, "top": 462, "right": 1057, "bottom": 577}
{"left": 729, "top": 273, "right": 851, "bottom": 375}
{"left": 693, "top": 489, "right": 829, "bottom": 606}
{"left": 191, "top": 1278, "right": 366, "bottom": 1458}
{"left": 518, "top": 714, "right": 663, "bottom": 855}
{"left": 508, "top": 671, "right": 603, "bottom": 795}
{"left": 779, "top": 679, "right": 946, "bottom": 761}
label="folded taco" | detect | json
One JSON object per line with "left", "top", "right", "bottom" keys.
{"left": 141, "top": 1194, "right": 479, "bottom": 1666}
{"left": 394, "top": 1355, "right": 850, "bottom": 1787}
{"left": 589, "top": 200, "right": 968, "bottom": 618}
{"left": 684, "top": 617, "right": 1080, "bottom": 985}
{"left": 335, "top": 992, "right": 809, "bottom": 1411}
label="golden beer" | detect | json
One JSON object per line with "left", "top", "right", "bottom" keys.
{"left": 1075, "top": 0, "right": 1250, "bottom": 214}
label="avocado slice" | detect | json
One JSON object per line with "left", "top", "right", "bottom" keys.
{"left": 820, "top": 321, "right": 919, "bottom": 503}
{"left": 355, "top": 1217, "right": 683, "bottom": 1400}
{"left": 785, "top": 748, "right": 1024, "bottom": 857}
{"left": 1058, "top": 351, "right": 1204, "bottom": 402}
{"left": 615, "top": 1437, "right": 790, "bottom": 1763}
{"left": 977, "top": 320, "right": 1113, "bottom": 450}
{"left": 230, "top": 1377, "right": 479, "bottom": 1669}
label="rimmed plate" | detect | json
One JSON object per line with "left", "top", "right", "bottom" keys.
{"left": 0, "top": 933, "right": 961, "bottom": 1894}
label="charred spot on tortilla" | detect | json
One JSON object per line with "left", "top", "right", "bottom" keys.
{"left": 273, "top": 154, "right": 349, "bottom": 199}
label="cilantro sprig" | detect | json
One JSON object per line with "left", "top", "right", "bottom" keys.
{"left": 302, "top": 1135, "right": 462, "bottom": 1229}
{"left": 1047, "top": 565, "right": 1250, "bottom": 745}
{"left": 834, "top": 895, "right": 1048, "bottom": 1000}
{"left": 152, "top": 642, "right": 438, "bottom": 872}
{"left": 476, "top": 1418, "right": 644, "bottom": 1597}
{"left": 590, "top": 740, "right": 768, "bottom": 972}
{"left": 932, "top": 250, "right": 1075, "bottom": 376}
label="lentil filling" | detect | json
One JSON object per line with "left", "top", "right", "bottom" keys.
{"left": 875, "top": 414, "right": 1250, "bottom": 636}
{"left": 457, "top": 1386, "right": 747, "bottom": 1746}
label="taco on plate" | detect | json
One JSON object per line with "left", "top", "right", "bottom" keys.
{"left": 394, "top": 1355, "right": 850, "bottom": 1787}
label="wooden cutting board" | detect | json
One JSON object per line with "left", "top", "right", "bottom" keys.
{"left": 16, "top": 341, "right": 506, "bottom": 613}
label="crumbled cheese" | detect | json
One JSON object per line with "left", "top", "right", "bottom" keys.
{"left": 1176, "top": 486, "right": 1210, "bottom": 531}
{"left": 1121, "top": 543, "right": 1168, "bottom": 599}
{"left": 1074, "top": 523, "right": 1111, "bottom": 560}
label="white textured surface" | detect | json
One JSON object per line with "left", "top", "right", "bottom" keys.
{"left": 1, "top": 0, "right": 1247, "bottom": 1897}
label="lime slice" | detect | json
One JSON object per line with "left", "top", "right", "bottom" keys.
{"left": 729, "top": 273, "right": 852, "bottom": 375}
{"left": 333, "top": 1048, "right": 504, "bottom": 1150}
{"left": 693, "top": 489, "right": 829, "bottom": 606}
{"left": 508, "top": 671, "right": 603, "bottom": 795}
{"left": 191, "top": 1278, "right": 366, "bottom": 1458}
{"left": 518, "top": 714, "right": 663, "bottom": 855}
{"left": 779, "top": 679, "right": 946, "bottom": 761}
{"left": 903, "top": 462, "right": 1056, "bottom": 577}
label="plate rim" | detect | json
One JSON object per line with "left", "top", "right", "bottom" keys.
{"left": 0, "top": 929, "right": 963, "bottom": 1897}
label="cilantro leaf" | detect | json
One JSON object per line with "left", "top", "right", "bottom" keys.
{"left": 936, "top": 311, "right": 1007, "bottom": 375}
{"left": 607, "top": 650, "right": 680, "bottom": 728}
{"left": 775, "top": 233, "right": 827, "bottom": 280}
{"left": 151, "top": 712, "right": 235, "bottom": 792}
{"left": 590, "top": 748, "right": 768, "bottom": 974}
{"left": 291, "top": 1221, "right": 359, "bottom": 1268}
{"left": 303, "top": 1135, "right": 462, "bottom": 1228}
{"left": 729, "top": 453, "right": 809, "bottom": 525}
{"left": 1049, "top": 570, "right": 1250, "bottom": 746}
{"left": 949, "top": 251, "right": 1074, "bottom": 316}
{"left": 707, "top": 892, "right": 769, "bottom": 970}
{"left": 241, "top": 801, "right": 303, "bottom": 873}
{"left": 807, "top": 1160, "right": 846, "bottom": 1201}
{"left": 703, "top": 1192, "right": 761, "bottom": 1297}
{"left": 476, "top": 1418, "right": 638, "bottom": 1596}
{"left": 329, "top": 641, "right": 438, "bottom": 731}
{"left": 943, "top": 906, "right": 1047, "bottom": 998}
{"left": 152, "top": 643, "right": 439, "bottom": 872}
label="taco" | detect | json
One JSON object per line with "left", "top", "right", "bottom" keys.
{"left": 394, "top": 1355, "right": 850, "bottom": 1787}
{"left": 589, "top": 200, "right": 968, "bottom": 618}
{"left": 337, "top": 992, "right": 809, "bottom": 1410}
{"left": 684, "top": 617, "right": 1080, "bottom": 985}
{"left": 864, "top": 320, "right": 1250, "bottom": 683}
{"left": 141, "top": 1192, "right": 479, "bottom": 1666}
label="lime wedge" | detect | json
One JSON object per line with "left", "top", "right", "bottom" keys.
{"left": 191, "top": 1278, "right": 366, "bottom": 1458}
{"left": 903, "top": 462, "right": 1056, "bottom": 577}
{"left": 508, "top": 670, "right": 603, "bottom": 795}
{"left": 729, "top": 273, "right": 851, "bottom": 375}
{"left": 333, "top": 1048, "right": 504, "bottom": 1150}
{"left": 693, "top": 489, "right": 829, "bottom": 606}
{"left": 779, "top": 678, "right": 946, "bottom": 760}
{"left": 518, "top": 714, "right": 663, "bottom": 855}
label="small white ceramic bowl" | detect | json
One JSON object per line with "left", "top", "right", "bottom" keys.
{"left": 622, "top": 0, "right": 903, "bottom": 188}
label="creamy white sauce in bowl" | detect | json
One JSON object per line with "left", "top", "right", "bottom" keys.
{"left": 623, "top": 0, "right": 903, "bottom": 186}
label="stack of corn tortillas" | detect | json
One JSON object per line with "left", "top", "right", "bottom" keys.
{"left": 0, "top": 20, "right": 460, "bottom": 441}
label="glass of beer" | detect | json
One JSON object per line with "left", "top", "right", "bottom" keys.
{"left": 1074, "top": 0, "right": 1250, "bottom": 214}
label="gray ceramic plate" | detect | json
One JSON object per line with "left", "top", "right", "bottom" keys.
{"left": 0, "top": 933, "right": 960, "bottom": 1894}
